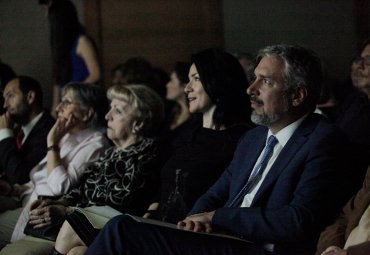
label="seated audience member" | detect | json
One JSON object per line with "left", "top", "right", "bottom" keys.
{"left": 350, "top": 39, "right": 370, "bottom": 100}
{"left": 333, "top": 39, "right": 370, "bottom": 191}
{"left": 145, "top": 48, "right": 252, "bottom": 224}
{"left": 110, "top": 57, "right": 154, "bottom": 87}
{"left": 234, "top": 52, "right": 256, "bottom": 83}
{"left": 316, "top": 164, "right": 370, "bottom": 255}
{"left": 84, "top": 44, "right": 352, "bottom": 255}
{"left": 110, "top": 58, "right": 171, "bottom": 131}
{"left": 0, "top": 84, "right": 164, "bottom": 255}
{"left": 0, "top": 82, "right": 110, "bottom": 247}
{"left": 0, "top": 76, "right": 54, "bottom": 185}
{"left": 0, "top": 61, "right": 16, "bottom": 114}
{"left": 164, "top": 62, "right": 192, "bottom": 131}
{"left": 50, "top": 48, "right": 252, "bottom": 255}
{"left": 160, "top": 61, "right": 200, "bottom": 157}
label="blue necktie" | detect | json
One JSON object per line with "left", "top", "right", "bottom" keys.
{"left": 227, "top": 135, "right": 278, "bottom": 207}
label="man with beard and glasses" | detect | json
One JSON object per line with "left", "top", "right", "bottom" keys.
{"left": 83, "top": 45, "right": 352, "bottom": 255}
{"left": 0, "top": 76, "right": 54, "bottom": 189}
{"left": 333, "top": 40, "right": 370, "bottom": 185}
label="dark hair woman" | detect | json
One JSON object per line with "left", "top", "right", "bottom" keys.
{"left": 144, "top": 48, "right": 253, "bottom": 223}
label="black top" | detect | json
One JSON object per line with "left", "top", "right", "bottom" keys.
{"left": 63, "top": 138, "right": 162, "bottom": 216}
{"left": 156, "top": 124, "right": 248, "bottom": 223}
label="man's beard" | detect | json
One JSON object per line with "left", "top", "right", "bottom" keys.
{"left": 250, "top": 110, "right": 283, "bottom": 126}
{"left": 250, "top": 95, "right": 290, "bottom": 127}
{"left": 10, "top": 113, "right": 26, "bottom": 125}
{"left": 9, "top": 103, "right": 30, "bottom": 125}
{"left": 351, "top": 70, "right": 370, "bottom": 90}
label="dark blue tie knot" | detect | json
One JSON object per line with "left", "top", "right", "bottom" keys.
{"left": 266, "top": 135, "right": 278, "bottom": 149}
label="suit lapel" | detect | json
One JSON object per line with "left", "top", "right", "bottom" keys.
{"left": 233, "top": 128, "right": 268, "bottom": 196}
{"left": 22, "top": 112, "right": 46, "bottom": 147}
{"left": 251, "top": 114, "right": 321, "bottom": 205}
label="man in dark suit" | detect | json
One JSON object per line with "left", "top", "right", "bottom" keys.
{"left": 83, "top": 45, "right": 351, "bottom": 255}
{"left": 0, "top": 76, "right": 54, "bottom": 187}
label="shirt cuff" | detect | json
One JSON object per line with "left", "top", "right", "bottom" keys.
{"left": 0, "top": 128, "right": 14, "bottom": 142}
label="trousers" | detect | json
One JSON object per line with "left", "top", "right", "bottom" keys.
{"left": 85, "top": 215, "right": 264, "bottom": 255}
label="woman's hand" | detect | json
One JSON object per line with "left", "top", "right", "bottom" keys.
{"left": 143, "top": 202, "right": 159, "bottom": 219}
{"left": 28, "top": 199, "right": 69, "bottom": 228}
{"left": 47, "top": 114, "right": 79, "bottom": 146}
{"left": 322, "top": 246, "right": 347, "bottom": 255}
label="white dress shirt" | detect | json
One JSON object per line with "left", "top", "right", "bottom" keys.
{"left": 11, "top": 128, "right": 110, "bottom": 242}
{"left": 241, "top": 114, "right": 307, "bottom": 207}
{"left": 0, "top": 112, "right": 43, "bottom": 144}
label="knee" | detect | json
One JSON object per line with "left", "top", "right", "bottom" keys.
{"left": 106, "top": 214, "right": 131, "bottom": 228}
{"left": 56, "top": 221, "right": 81, "bottom": 244}
{"left": 66, "top": 245, "right": 87, "bottom": 255}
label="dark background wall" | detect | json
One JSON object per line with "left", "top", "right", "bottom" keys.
{"left": 0, "top": 0, "right": 369, "bottom": 109}
{"left": 223, "top": 0, "right": 357, "bottom": 82}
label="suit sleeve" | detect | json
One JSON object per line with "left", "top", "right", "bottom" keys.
{"left": 0, "top": 135, "right": 47, "bottom": 185}
{"left": 0, "top": 114, "right": 54, "bottom": 185}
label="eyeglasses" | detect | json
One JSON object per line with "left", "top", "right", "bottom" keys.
{"left": 59, "top": 99, "right": 80, "bottom": 108}
{"left": 353, "top": 55, "right": 370, "bottom": 66}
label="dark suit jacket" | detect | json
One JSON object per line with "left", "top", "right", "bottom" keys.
{"left": 0, "top": 111, "right": 55, "bottom": 184}
{"left": 189, "top": 113, "right": 352, "bottom": 254}
{"left": 316, "top": 165, "right": 370, "bottom": 255}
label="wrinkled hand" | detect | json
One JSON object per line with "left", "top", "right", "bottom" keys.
{"left": 28, "top": 200, "right": 67, "bottom": 228}
{"left": 322, "top": 246, "right": 347, "bottom": 255}
{"left": 0, "top": 112, "right": 13, "bottom": 129}
{"left": 177, "top": 211, "right": 215, "bottom": 233}
{"left": 47, "top": 114, "right": 78, "bottom": 146}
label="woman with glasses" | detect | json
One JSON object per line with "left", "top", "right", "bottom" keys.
{"left": 0, "top": 82, "right": 110, "bottom": 247}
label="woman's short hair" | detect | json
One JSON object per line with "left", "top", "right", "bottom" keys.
{"left": 107, "top": 84, "right": 164, "bottom": 137}
{"left": 63, "top": 82, "right": 108, "bottom": 129}
{"left": 191, "top": 48, "right": 251, "bottom": 129}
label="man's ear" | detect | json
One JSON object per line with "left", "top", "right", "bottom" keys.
{"left": 82, "top": 107, "right": 94, "bottom": 122}
{"left": 26, "top": 91, "right": 36, "bottom": 105}
{"left": 291, "top": 86, "right": 307, "bottom": 107}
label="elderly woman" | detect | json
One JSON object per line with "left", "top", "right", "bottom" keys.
{"left": 1, "top": 84, "right": 164, "bottom": 255}
{"left": 78, "top": 48, "right": 253, "bottom": 255}
{"left": 0, "top": 82, "right": 109, "bottom": 247}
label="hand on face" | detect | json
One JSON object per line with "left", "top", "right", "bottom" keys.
{"left": 28, "top": 199, "right": 67, "bottom": 228}
{"left": 0, "top": 111, "right": 13, "bottom": 129}
{"left": 47, "top": 113, "right": 79, "bottom": 146}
